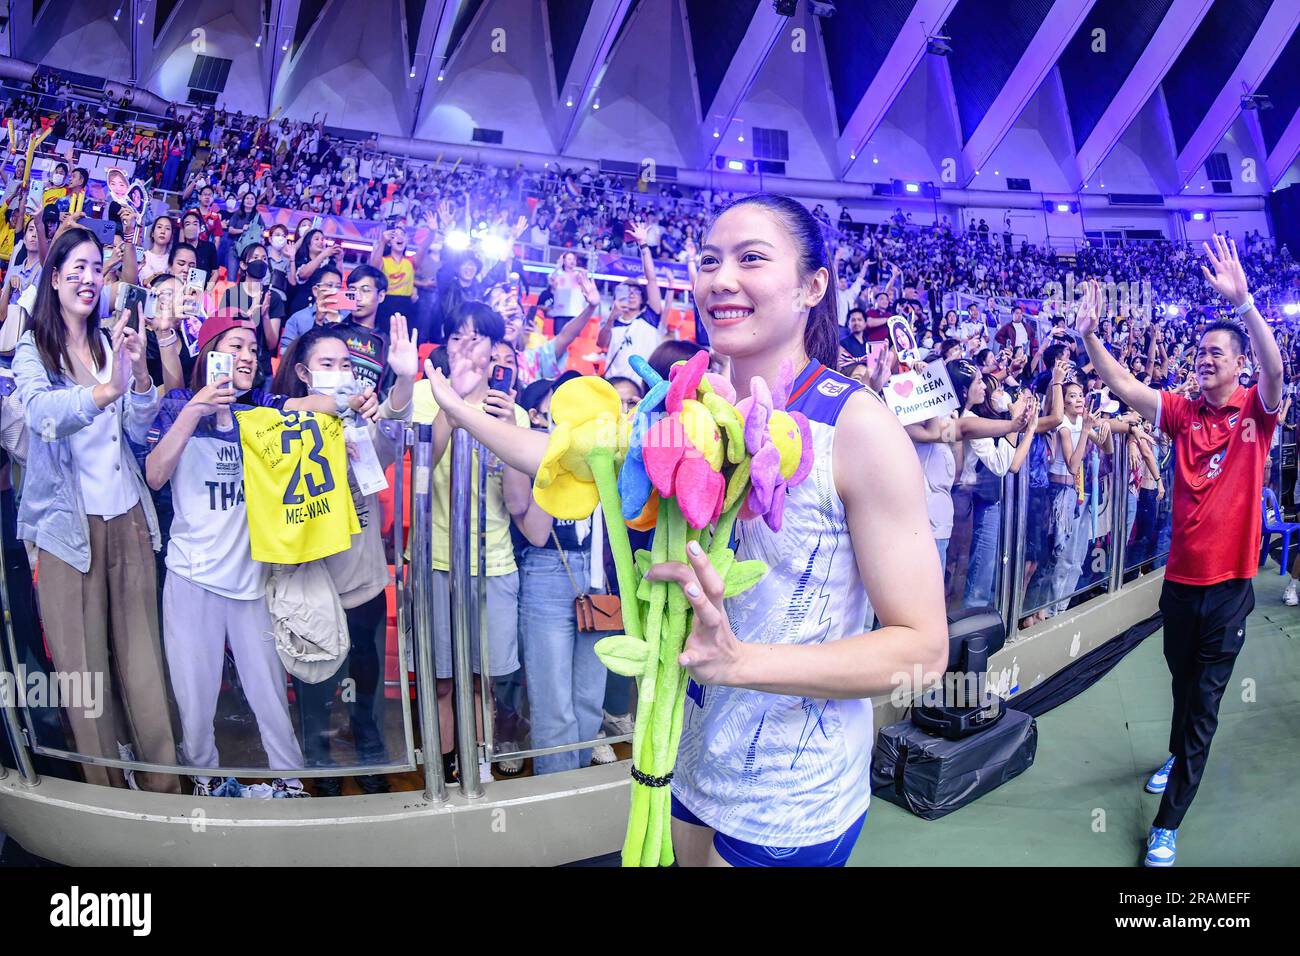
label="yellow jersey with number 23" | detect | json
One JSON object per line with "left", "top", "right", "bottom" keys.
{"left": 235, "top": 407, "right": 359, "bottom": 564}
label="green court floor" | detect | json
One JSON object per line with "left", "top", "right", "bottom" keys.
{"left": 853, "top": 572, "right": 1300, "bottom": 866}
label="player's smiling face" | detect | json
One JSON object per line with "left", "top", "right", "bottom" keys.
{"left": 694, "top": 204, "right": 826, "bottom": 362}
{"left": 215, "top": 327, "right": 258, "bottom": 391}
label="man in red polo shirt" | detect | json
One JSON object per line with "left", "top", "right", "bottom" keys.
{"left": 1076, "top": 235, "right": 1283, "bottom": 867}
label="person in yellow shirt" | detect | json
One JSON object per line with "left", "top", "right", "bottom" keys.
{"left": 370, "top": 224, "right": 416, "bottom": 334}
{"left": 412, "top": 301, "right": 532, "bottom": 785}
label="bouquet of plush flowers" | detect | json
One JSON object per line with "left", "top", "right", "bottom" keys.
{"left": 531, "top": 349, "right": 814, "bottom": 866}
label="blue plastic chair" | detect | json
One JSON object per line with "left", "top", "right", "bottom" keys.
{"left": 1260, "top": 489, "right": 1300, "bottom": 574}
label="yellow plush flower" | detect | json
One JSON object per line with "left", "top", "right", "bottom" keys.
{"left": 534, "top": 376, "right": 630, "bottom": 519}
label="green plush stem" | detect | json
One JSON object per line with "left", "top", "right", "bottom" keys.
{"left": 586, "top": 449, "right": 642, "bottom": 642}
{"left": 621, "top": 524, "right": 669, "bottom": 867}
{"left": 659, "top": 670, "right": 692, "bottom": 867}
{"left": 642, "top": 498, "right": 689, "bottom": 866}
{"left": 710, "top": 496, "right": 744, "bottom": 561}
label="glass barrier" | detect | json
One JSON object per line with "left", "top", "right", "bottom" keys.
{"left": 431, "top": 430, "right": 635, "bottom": 787}
{"left": 0, "top": 411, "right": 417, "bottom": 796}
{"left": 1, "top": 367, "right": 1184, "bottom": 796}
{"left": 1124, "top": 428, "right": 1174, "bottom": 576}
{"left": 1015, "top": 434, "right": 1118, "bottom": 626}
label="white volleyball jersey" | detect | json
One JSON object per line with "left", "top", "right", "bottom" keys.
{"left": 673, "top": 363, "right": 873, "bottom": 846}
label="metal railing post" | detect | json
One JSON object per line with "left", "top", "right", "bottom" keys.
{"left": 449, "top": 429, "right": 484, "bottom": 797}
{"left": 998, "top": 472, "right": 1017, "bottom": 640}
{"left": 0, "top": 509, "right": 40, "bottom": 786}
{"left": 1008, "top": 467, "right": 1029, "bottom": 636}
{"left": 1109, "top": 436, "right": 1129, "bottom": 593}
{"left": 475, "top": 441, "right": 494, "bottom": 768}
{"left": 409, "top": 425, "right": 447, "bottom": 802}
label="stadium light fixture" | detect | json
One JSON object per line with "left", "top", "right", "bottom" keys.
{"left": 738, "top": 134, "right": 744, "bottom": 142}
{"left": 1191, "top": 211, "right": 1206, "bottom": 221}
{"left": 872, "top": 155, "right": 878, "bottom": 164}
{"left": 727, "top": 159, "right": 746, "bottom": 172}
{"left": 113, "top": 7, "right": 122, "bottom": 22}
{"left": 1284, "top": 303, "right": 1300, "bottom": 316}
{"left": 593, "top": 97, "right": 600, "bottom": 110}
{"left": 712, "top": 128, "right": 719, "bottom": 138}
{"left": 904, "top": 182, "right": 920, "bottom": 193}
{"left": 1056, "top": 203, "right": 1071, "bottom": 213}
{"left": 437, "top": 72, "right": 444, "bottom": 82}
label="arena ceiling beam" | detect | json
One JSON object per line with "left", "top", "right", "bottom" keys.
{"left": 555, "top": 0, "right": 637, "bottom": 154}
{"left": 406, "top": 1, "right": 463, "bottom": 137}
{"left": 5, "top": 0, "right": 37, "bottom": 60}
{"left": 835, "top": 0, "right": 959, "bottom": 181}
{"left": 264, "top": 0, "right": 302, "bottom": 116}
{"left": 1071, "top": 0, "right": 1212, "bottom": 193}
{"left": 958, "top": 0, "right": 1096, "bottom": 187}
{"left": 694, "top": 1, "right": 785, "bottom": 168}
{"left": 1264, "top": 110, "right": 1300, "bottom": 192}
{"left": 413, "top": 0, "right": 493, "bottom": 133}
{"left": 1172, "top": 1, "right": 1300, "bottom": 193}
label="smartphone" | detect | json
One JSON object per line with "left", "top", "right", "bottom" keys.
{"left": 340, "top": 288, "right": 358, "bottom": 309}
{"left": 311, "top": 215, "right": 323, "bottom": 232}
{"left": 186, "top": 267, "right": 207, "bottom": 291}
{"left": 1086, "top": 391, "right": 1101, "bottom": 415}
{"left": 614, "top": 283, "right": 631, "bottom": 307}
{"left": 489, "top": 364, "right": 515, "bottom": 396}
{"left": 115, "top": 283, "right": 155, "bottom": 320}
{"left": 207, "top": 351, "right": 233, "bottom": 388}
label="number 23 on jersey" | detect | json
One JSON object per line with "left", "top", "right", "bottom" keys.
{"left": 235, "top": 407, "right": 360, "bottom": 563}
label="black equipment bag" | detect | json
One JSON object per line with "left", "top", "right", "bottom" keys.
{"left": 870, "top": 707, "right": 1037, "bottom": 820}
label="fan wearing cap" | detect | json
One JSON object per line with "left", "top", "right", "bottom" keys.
{"left": 142, "top": 313, "right": 380, "bottom": 797}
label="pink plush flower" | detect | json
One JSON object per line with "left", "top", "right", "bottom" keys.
{"left": 664, "top": 349, "right": 710, "bottom": 413}
{"left": 642, "top": 389, "right": 726, "bottom": 530}
{"left": 734, "top": 360, "right": 814, "bottom": 532}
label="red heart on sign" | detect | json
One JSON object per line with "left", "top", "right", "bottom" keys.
{"left": 892, "top": 379, "right": 915, "bottom": 398}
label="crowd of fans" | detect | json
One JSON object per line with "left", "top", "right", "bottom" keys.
{"left": 1, "top": 74, "right": 1298, "bottom": 796}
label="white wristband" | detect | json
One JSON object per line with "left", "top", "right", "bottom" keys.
{"left": 1233, "top": 295, "right": 1254, "bottom": 319}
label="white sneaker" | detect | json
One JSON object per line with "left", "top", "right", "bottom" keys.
{"left": 479, "top": 761, "right": 494, "bottom": 784}
{"left": 1284, "top": 581, "right": 1298, "bottom": 606}
{"left": 603, "top": 710, "right": 634, "bottom": 737}
{"left": 591, "top": 731, "right": 618, "bottom": 765}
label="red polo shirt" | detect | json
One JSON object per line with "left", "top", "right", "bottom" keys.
{"left": 1159, "top": 385, "right": 1278, "bottom": 586}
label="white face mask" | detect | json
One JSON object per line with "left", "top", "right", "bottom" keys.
{"left": 270, "top": 234, "right": 287, "bottom": 251}
{"left": 921, "top": 335, "right": 934, "bottom": 349}
{"left": 49, "top": 172, "right": 66, "bottom": 186}
{"left": 309, "top": 369, "right": 355, "bottom": 393}
{"left": 990, "top": 393, "right": 1011, "bottom": 414}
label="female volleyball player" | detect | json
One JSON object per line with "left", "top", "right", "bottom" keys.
{"left": 425, "top": 193, "right": 948, "bottom": 867}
